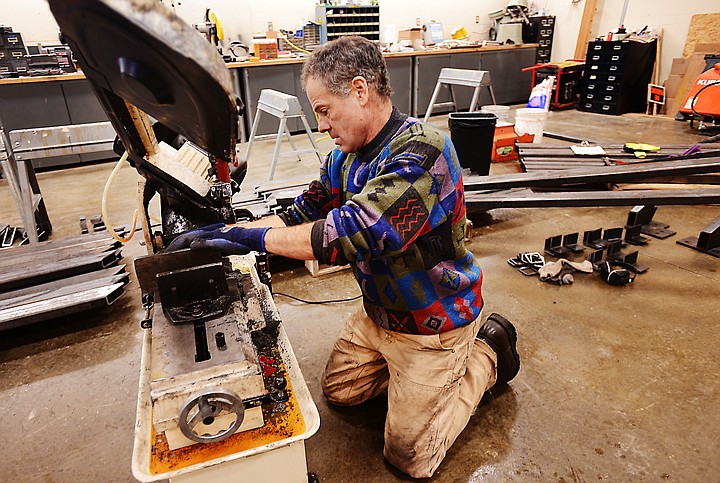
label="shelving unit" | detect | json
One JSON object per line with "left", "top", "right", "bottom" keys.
{"left": 315, "top": 5, "right": 380, "bottom": 44}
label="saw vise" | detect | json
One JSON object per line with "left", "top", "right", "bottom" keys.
{"left": 46, "top": 1, "right": 319, "bottom": 481}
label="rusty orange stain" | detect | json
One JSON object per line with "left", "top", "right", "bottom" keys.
{"left": 148, "top": 347, "right": 307, "bottom": 475}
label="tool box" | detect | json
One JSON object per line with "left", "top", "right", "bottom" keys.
{"left": 492, "top": 122, "right": 534, "bottom": 162}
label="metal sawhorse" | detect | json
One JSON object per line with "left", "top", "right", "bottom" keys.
{"left": 243, "top": 89, "right": 323, "bottom": 181}
{"left": 423, "top": 68, "right": 497, "bottom": 122}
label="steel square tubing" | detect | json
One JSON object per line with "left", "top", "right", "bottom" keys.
{"left": 464, "top": 151, "right": 720, "bottom": 192}
{"left": 464, "top": 188, "right": 720, "bottom": 210}
{"left": 0, "top": 249, "right": 122, "bottom": 293}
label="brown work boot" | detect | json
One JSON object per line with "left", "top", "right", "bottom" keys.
{"left": 477, "top": 313, "right": 520, "bottom": 385}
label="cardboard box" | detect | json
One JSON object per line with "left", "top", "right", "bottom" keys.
{"left": 664, "top": 74, "right": 683, "bottom": 99}
{"left": 668, "top": 52, "right": 709, "bottom": 115}
{"left": 693, "top": 43, "right": 720, "bottom": 54}
{"left": 398, "top": 28, "right": 422, "bottom": 42}
{"left": 670, "top": 57, "right": 690, "bottom": 76}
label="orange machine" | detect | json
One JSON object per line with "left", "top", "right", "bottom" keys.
{"left": 679, "top": 62, "right": 720, "bottom": 122}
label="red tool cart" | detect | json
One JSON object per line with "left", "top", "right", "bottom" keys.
{"left": 522, "top": 60, "right": 585, "bottom": 110}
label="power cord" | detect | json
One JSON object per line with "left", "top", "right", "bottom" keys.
{"left": 272, "top": 292, "right": 362, "bottom": 304}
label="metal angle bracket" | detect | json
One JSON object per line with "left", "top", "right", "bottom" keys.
{"left": 607, "top": 249, "right": 649, "bottom": 273}
{"left": 677, "top": 216, "right": 720, "bottom": 258}
{"left": 544, "top": 232, "right": 585, "bottom": 257}
{"left": 624, "top": 224, "right": 650, "bottom": 246}
{"left": 583, "top": 228, "right": 605, "bottom": 250}
{"left": 588, "top": 248, "right": 605, "bottom": 269}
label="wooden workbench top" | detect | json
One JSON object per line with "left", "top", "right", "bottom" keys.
{"left": 0, "top": 71, "right": 86, "bottom": 85}
{"left": 0, "top": 43, "right": 538, "bottom": 84}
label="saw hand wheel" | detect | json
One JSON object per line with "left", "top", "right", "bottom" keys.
{"left": 178, "top": 388, "right": 245, "bottom": 443}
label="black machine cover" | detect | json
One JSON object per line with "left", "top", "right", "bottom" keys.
{"left": 47, "top": 0, "right": 240, "bottom": 164}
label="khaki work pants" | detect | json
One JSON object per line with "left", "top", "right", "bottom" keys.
{"left": 321, "top": 304, "right": 497, "bottom": 478}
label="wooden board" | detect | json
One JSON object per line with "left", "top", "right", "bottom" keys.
{"left": 574, "top": 0, "right": 599, "bottom": 60}
{"left": 682, "top": 13, "right": 720, "bottom": 57}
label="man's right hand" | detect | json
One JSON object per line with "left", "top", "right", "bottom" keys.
{"left": 165, "top": 224, "right": 270, "bottom": 255}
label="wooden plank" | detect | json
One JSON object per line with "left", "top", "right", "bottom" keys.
{"left": 574, "top": 0, "right": 599, "bottom": 60}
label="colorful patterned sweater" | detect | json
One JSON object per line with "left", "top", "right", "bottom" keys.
{"left": 279, "top": 108, "right": 483, "bottom": 334}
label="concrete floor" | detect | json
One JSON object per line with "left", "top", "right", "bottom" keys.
{"left": 1, "top": 108, "right": 719, "bottom": 482}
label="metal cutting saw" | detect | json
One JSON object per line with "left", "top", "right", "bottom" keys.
{"left": 46, "top": 1, "right": 319, "bottom": 481}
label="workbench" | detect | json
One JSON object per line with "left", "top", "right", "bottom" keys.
{"left": 0, "top": 44, "right": 537, "bottom": 164}
{"left": 227, "top": 44, "right": 537, "bottom": 136}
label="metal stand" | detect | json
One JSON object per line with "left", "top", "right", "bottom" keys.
{"left": 627, "top": 205, "right": 675, "bottom": 239}
{"left": 423, "top": 68, "right": 496, "bottom": 122}
{"left": 1, "top": 129, "right": 51, "bottom": 244}
{"left": 677, "top": 217, "right": 720, "bottom": 258}
{"left": 242, "top": 89, "right": 323, "bottom": 181}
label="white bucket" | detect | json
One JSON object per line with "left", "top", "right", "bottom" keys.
{"left": 480, "top": 105, "right": 510, "bottom": 122}
{"left": 514, "top": 107, "right": 548, "bottom": 144}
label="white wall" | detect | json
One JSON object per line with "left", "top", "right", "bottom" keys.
{"left": 545, "top": 0, "right": 720, "bottom": 82}
{"left": 3, "top": 0, "right": 716, "bottom": 83}
{"left": 0, "top": 0, "right": 507, "bottom": 46}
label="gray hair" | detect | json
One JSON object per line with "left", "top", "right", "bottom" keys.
{"left": 301, "top": 36, "right": 393, "bottom": 99}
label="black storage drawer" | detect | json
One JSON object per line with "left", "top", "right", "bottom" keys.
{"left": 1, "top": 32, "right": 24, "bottom": 46}
{"left": 581, "top": 90, "right": 619, "bottom": 104}
{"left": 6, "top": 47, "right": 25, "bottom": 60}
{"left": 13, "top": 59, "right": 28, "bottom": 74}
{"left": 583, "top": 81, "right": 621, "bottom": 94}
{"left": 586, "top": 63, "right": 623, "bottom": 73}
{"left": 584, "top": 71, "right": 623, "bottom": 84}
{"left": 578, "top": 99, "right": 620, "bottom": 115}
{"left": 587, "top": 52, "right": 628, "bottom": 64}
{"left": 588, "top": 41, "right": 628, "bottom": 53}
{"left": 0, "top": 59, "right": 28, "bottom": 74}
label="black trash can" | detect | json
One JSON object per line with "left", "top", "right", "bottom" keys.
{"left": 448, "top": 112, "right": 497, "bottom": 175}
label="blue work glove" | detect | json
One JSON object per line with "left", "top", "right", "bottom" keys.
{"left": 166, "top": 224, "right": 271, "bottom": 255}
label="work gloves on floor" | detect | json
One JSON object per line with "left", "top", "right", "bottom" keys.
{"left": 166, "top": 223, "right": 271, "bottom": 255}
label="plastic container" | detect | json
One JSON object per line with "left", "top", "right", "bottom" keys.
{"left": 481, "top": 105, "right": 511, "bottom": 122}
{"left": 448, "top": 112, "right": 497, "bottom": 175}
{"left": 514, "top": 107, "right": 548, "bottom": 144}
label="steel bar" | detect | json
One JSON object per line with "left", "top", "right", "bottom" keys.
{"left": 0, "top": 265, "right": 128, "bottom": 306}
{"left": 464, "top": 151, "right": 720, "bottom": 191}
{"left": 541, "top": 132, "right": 599, "bottom": 144}
{"left": 0, "top": 243, "right": 119, "bottom": 270}
{"left": 0, "top": 283, "right": 126, "bottom": 331}
{"left": 0, "top": 249, "right": 122, "bottom": 293}
{"left": 465, "top": 188, "right": 720, "bottom": 210}
{"left": 0, "top": 231, "right": 122, "bottom": 257}
{"left": 0, "top": 272, "right": 128, "bottom": 312}
{"left": 517, "top": 142, "right": 720, "bottom": 152}
{"left": 8, "top": 122, "right": 116, "bottom": 161}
